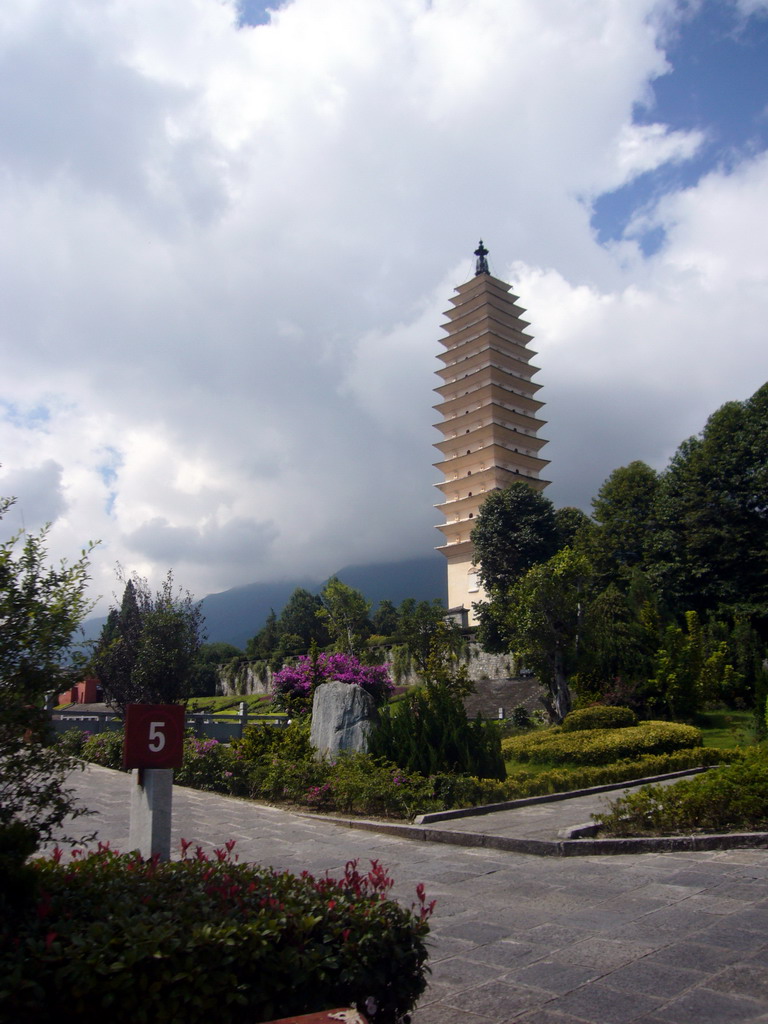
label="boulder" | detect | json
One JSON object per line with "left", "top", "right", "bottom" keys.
{"left": 310, "top": 681, "right": 378, "bottom": 759}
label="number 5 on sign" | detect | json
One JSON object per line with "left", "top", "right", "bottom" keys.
{"left": 124, "top": 704, "right": 185, "bottom": 769}
{"left": 148, "top": 721, "right": 166, "bottom": 752}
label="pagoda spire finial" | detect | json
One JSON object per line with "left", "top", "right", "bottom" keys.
{"left": 474, "top": 239, "right": 490, "bottom": 276}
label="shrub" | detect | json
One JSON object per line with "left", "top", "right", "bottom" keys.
{"left": 0, "top": 843, "right": 433, "bottom": 1024}
{"left": 175, "top": 737, "right": 249, "bottom": 796}
{"left": 235, "top": 717, "right": 313, "bottom": 764}
{"left": 595, "top": 747, "right": 768, "bottom": 836}
{"left": 327, "top": 753, "right": 439, "bottom": 819}
{"left": 81, "top": 729, "right": 125, "bottom": 770}
{"left": 510, "top": 704, "right": 533, "bottom": 729}
{"left": 272, "top": 651, "right": 393, "bottom": 713}
{"left": 502, "top": 721, "right": 702, "bottom": 766}
{"left": 561, "top": 705, "right": 638, "bottom": 732}
{"left": 503, "top": 747, "right": 738, "bottom": 800}
{"left": 370, "top": 683, "right": 506, "bottom": 780}
{"left": 56, "top": 728, "right": 91, "bottom": 757}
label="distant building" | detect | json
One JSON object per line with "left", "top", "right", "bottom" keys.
{"left": 434, "top": 242, "right": 550, "bottom": 627}
{"left": 58, "top": 677, "right": 102, "bottom": 705}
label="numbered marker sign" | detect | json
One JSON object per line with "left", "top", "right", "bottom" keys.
{"left": 123, "top": 704, "right": 185, "bottom": 769}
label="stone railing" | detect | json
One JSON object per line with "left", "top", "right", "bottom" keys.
{"left": 50, "top": 708, "right": 290, "bottom": 742}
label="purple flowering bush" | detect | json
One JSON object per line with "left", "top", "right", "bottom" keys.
{"left": 272, "top": 652, "right": 393, "bottom": 712}
{"left": 175, "top": 736, "right": 250, "bottom": 795}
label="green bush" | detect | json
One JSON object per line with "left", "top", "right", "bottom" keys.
{"left": 56, "top": 728, "right": 91, "bottom": 757}
{"left": 561, "top": 705, "right": 637, "bottom": 732}
{"left": 595, "top": 748, "right": 768, "bottom": 836}
{"left": 81, "top": 730, "right": 125, "bottom": 770}
{"left": 370, "top": 684, "right": 506, "bottom": 780}
{"left": 175, "top": 737, "right": 252, "bottom": 796}
{"left": 510, "top": 704, "right": 533, "bottom": 729}
{"left": 502, "top": 721, "right": 701, "bottom": 766}
{"left": 327, "top": 753, "right": 439, "bottom": 819}
{"left": 70, "top": 715, "right": 733, "bottom": 819}
{"left": 0, "top": 843, "right": 432, "bottom": 1024}
{"left": 503, "top": 747, "right": 738, "bottom": 799}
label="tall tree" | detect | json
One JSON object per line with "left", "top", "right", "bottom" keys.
{"left": 554, "top": 506, "right": 594, "bottom": 552}
{"left": 277, "top": 588, "right": 329, "bottom": 650}
{"left": 471, "top": 483, "right": 559, "bottom": 592}
{"left": 395, "top": 598, "right": 461, "bottom": 675}
{"left": 317, "top": 577, "right": 372, "bottom": 656}
{"left": 590, "top": 461, "right": 660, "bottom": 576}
{"left": 0, "top": 496, "right": 94, "bottom": 860}
{"left": 91, "top": 571, "right": 205, "bottom": 714}
{"left": 505, "top": 548, "right": 593, "bottom": 722}
{"left": 650, "top": 385, "right": 768, "bottom": 622}
{"left": 371, "top": 599, "right": 399, "bottom": 638}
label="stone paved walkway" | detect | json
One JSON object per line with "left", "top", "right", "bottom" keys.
{"left": 52, "top": 765, "right": 768, "bottom": 1024}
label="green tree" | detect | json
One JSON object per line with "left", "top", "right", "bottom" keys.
{"left": 189, "top": 642, "right": 245, "bottom": 697}
{"left": 646, "top": 610, "right": 740, "bottom": 720}
{"left": 573, "top": 579, "right": 661, "bottom": 710}
{"left": 554, "top": 505, "right": 594, "bottom": 552}
{"left": 0, "top": 496, "right": 95, "bottom": 861}
{"left": 91, "top": 571, "right": 205, "bottom": 714}
{"left": 246, "top": 609, "right": 279, "bottom": 661}
{"left": 590, "top": 461, "right": 660, "bottom": 576}
{"left": 506, "top": 548, "right": 593, "bottom": 722}
{"left": 277, "top": 588, "right": 329, "bottom": 650}
{"left": 470, "top": 483, "right": 559, "bottom": 592}
{"left": 317, "top": 577, "right": 372, "bottom": 656}
{"left": 370, "top": 628, "right": 504, "bottom": 780}
{"left": 371, "top": 599, "right": 399, "bottom": 637}
{"left": 650, "top": 385, "right": 768, "bottom": 622}
{"left": 395, "top": 598, "right": 460, "bottom": 675}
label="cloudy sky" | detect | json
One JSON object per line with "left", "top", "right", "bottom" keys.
{"left": 1, "top": 0, "right": 767, "bottom": 612}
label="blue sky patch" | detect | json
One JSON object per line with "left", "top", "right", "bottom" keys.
{"left": 0, "top": 399, "right": 51, "bottom": 430}
{"left": 592, "top": 1, "right": 768, "bottom": 250}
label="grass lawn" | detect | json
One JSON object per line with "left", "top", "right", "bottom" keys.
{"left": 186, "top": 694, "right": 274, "bottom": 715}
{"left": 695, "top": 709, "right": 758, "bottom": 749}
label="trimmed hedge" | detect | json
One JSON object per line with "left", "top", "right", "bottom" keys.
{"left": 595, "top": 748, "right": 768, "bottom": 836}
{"left": 503, "top": 746, "right": 738, "bottom": 799}
{"left": 68, "top": 719, "right": 733, "bottom": 817}
{"left": 502, "top": 721, "right": 702, "bottom": 766}
{"left": 561, "top": 706, "right": 637, "bottom": 732}
{"left": 0, "top": 844, "right": 432, "bottom": 1024}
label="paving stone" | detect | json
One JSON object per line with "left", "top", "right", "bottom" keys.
{"left": 49, "top": 766, "right": 768, "bottom": 1024}
{"left": 651, "top": 987, "right": 767, "bottom": 1023}
{"left": 698, "top": 921, "right": 768, "bottom": 950}
{"left": 600, "top": 959, "right": 706, "bottom": 997}
{"left": 550, "top": 936, "right": 657, "bottom": 970}
{"left": 444, "top": 980, "right": 547, "bottom": 1016}
{"left": 425, "top": 934, "right": 477, "bottom": 961}
{"left": 513, "top": 923, "right": 593, "bottom": 949}
{"left": 465, "top": 940, "right": 542, "bottom": 968}
{"left": 503, "top": 960, "right": 601, "bottom": 994}
{"left": 516, "top": 1009, "right": 593, "bottom": 1024}
{"left": 683, "top": 893, "right": 759, "bottom": 915}
{"left": 708, "top": 962, "right": 768, "bottom": 1001}
{"left": 429, "top": 956, "right": 508, "bottom": 989}
{"left": 439, "top": 921, "right": 520, "bottom": 944}
{"left": 412, "top": 1001, "right": 497, "bottom": 1023}
{"left": 544, "top": 982, "right": 663, "bottom": 1023}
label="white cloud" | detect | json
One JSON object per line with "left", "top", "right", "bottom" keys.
{"left": 0, "top": 0, "right": 765, "bottom": 612}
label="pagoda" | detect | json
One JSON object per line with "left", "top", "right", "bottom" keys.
{"left": 434, "top": 242, "right": 550, "bottom": 626}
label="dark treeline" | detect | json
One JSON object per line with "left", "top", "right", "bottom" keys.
{"left": 244, "top": 577, "right": 455, "bottom": 676}
{"left": 472, "top": 383, "right": 768, "bottom": 724}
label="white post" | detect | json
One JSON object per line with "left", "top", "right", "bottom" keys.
{"left": 129, "top": 768, "right": 173, "bottom": 861}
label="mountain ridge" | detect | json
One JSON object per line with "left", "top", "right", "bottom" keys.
{"left": 83, "top": 554, "right": 448, "bottom": 649}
